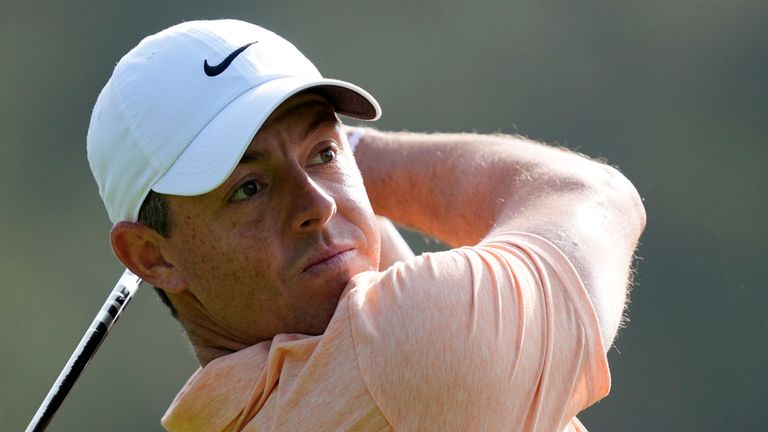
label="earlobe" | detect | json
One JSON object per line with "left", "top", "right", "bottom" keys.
{"left": 110, "top": 221, "right": 187, "bottom": 293}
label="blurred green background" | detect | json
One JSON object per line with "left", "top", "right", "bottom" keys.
{"left": 2, "top": 1, "right": 766, "bottom": 430}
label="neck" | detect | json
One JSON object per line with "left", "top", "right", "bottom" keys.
{"left": 169, "top": 292, "right": 254, "bottom": 366}
{"left": 178, "top": 315, "right": 252, "bottom": 366}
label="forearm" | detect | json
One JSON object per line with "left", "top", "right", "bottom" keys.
{"left": 354, "top": 128, "right": 601, "bottom": 247}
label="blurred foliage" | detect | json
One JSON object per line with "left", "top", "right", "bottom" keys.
{"left": 2, "top": 1, "right": 766, "bottom": 430}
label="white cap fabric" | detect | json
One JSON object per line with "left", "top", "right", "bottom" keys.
{"left": 87, "top": 19, "right": 380, "bottom": 224}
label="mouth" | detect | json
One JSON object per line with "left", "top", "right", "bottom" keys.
{"left": 302, "top": 247, "right": 356, "bottom": 274}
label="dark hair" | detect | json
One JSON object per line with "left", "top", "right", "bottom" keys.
{"left": 137, "top": 190, "right": 178, "bottom": 319}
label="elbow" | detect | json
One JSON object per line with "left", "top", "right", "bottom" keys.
{"left": 557, "top": 159, "right": 645, "bottom": 349}
{"left": 590, "top": 163, "right": 647, "bottom": 240}
{"left": 613, "top": 166, "right": 646, "bottom": 237}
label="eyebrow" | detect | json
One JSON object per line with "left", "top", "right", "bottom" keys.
{"left": 301, "top": 108, "right": 340, "bottom": 141}
{"left": 239, "top": 148, "right": 269, "bottom": 164}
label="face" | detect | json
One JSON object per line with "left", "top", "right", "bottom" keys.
{"left": 161, "top": 93, "right": 380, "bottom": 345}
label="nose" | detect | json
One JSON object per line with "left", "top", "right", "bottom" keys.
{"left": 286, "top": 171, "right": 337, "bottom": 232}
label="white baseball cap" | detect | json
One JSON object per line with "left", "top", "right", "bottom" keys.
{"left": 87, "top": 19, "right": 381, "bottom": 224}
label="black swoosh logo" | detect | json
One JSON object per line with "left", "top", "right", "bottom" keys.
{"left": 203, "top": 41, "right": 258, "bottom": 77}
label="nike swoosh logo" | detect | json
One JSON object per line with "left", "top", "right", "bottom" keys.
{"left": 203, "top": 41, "right": 258, "bottom": 77}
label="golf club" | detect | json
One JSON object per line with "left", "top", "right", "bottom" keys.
{"left": 26, "top": 269, "right": 142, "bottom": 432}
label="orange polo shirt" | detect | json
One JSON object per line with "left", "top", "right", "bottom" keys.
{"left": 162, "top": 231, "right": 610, "bottom": 431}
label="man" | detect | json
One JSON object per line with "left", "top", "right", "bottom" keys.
{"left": 87, "top": 19, "right": 645, "bottom": 431}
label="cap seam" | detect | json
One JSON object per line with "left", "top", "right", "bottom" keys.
{"left": 112, "top": 63, "right": 165, "bottom": 176}
{"left": 186, "top": 25, "right": 236, "bottom": 51}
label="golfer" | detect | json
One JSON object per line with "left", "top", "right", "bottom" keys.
{"left": 87, "top": 19, "right": 645, "bottom": 431}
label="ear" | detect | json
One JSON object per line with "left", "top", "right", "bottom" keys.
{"left": 110, "top": 221, "right": 187, "bottom": 293}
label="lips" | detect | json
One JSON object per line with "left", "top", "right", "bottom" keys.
{"left": 301, "top": 246, "right": 356, "bottom": 274}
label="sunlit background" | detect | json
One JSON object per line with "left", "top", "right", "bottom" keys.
{"left": 2, "top": 1, "right": 766, "bottom": 430}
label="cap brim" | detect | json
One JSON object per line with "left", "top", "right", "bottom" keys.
{"left": 151, "top": 77, "right": 380, "bottom": 196}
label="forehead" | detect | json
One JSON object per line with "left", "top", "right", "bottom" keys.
{"left": 260, "top": 92, "right": 338, "bottom": 133}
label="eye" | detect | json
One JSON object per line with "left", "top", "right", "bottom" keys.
{"left": 230, "top": 179, "right": 264, "bottom": 202}
{"left": 309, "top": 145, "right": 337, "bottom": 166}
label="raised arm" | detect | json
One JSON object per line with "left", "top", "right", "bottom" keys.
{"left": 376, "top": 216, "right": 415, "bottom": 269}
{"left": 352, "top": 129, "right": 646, "bottom": 348}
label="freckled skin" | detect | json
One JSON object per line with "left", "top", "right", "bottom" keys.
{"left": 161, "top": 94, "right": 381, "bottom": 354}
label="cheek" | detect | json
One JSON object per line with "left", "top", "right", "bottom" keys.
{"left": 339, "top": 156, "right": 374, "bottom": 213}
{"left": 337, "top": 166, "right": 380, "bottom": 262}
{"left": 170, "top": 215, "right": 276, "bottom": 294}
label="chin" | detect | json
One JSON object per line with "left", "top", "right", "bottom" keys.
{"left": 300, "top": 303, "right": 339, "bottom": 336}
{"left": 293, "top": 258, "right": 372, "bottom": 335}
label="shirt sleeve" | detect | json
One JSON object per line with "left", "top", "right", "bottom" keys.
{"left": 345, "top": 231, "right": 610, "bottom": 431}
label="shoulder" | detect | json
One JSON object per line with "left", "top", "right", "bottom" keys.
{"left": 342, "top": 232, "right": 610, "bottom": 430}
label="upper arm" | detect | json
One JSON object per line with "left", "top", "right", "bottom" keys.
{"left": 494, "top": 162, "right": 646, "bottom": 349}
